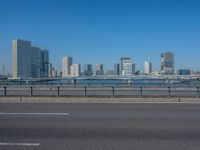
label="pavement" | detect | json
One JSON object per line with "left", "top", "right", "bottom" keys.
{"left": 0, "top": 102, "right": 200, "bottom": 150}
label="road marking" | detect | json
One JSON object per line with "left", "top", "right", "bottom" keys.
{"left": 0, "top": 112, "right": 69, "bottom": 116}
{"left": 0, "top": 143, "right": 40, "bottom": 146}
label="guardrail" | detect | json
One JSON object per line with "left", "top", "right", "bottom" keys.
{"left": 0, "top": 86, "right": 200, "bottom": 97}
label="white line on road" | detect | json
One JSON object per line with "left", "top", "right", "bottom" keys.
{"left": 0, "top": 143, "right": 40, "bottom": 146}
{"left": 0, "top": 112, "right": 69, "bottom": 116}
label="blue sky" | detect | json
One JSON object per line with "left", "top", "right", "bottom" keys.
{"left": 0, "top": 0, "right": 200, "bottom": 74}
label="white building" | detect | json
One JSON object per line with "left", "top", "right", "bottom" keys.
{"left": 120, "top": 57, "right": 133, "bottom": 76}
{"left": 70, "top": 64, "right": 81, "bottom": 77}
{"left": 62, "top": 56, "right": 73, "bottom": 77}
{"left": 144, "top": 61, "right": 152, "bottom": 75}
{"left": 96, "top": 64, "right": 104, "bottom": 75}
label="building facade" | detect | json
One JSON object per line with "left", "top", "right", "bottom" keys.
{"left": 12, "top": 39, "right": 49, "bottom": 79}
{"left": 70, "top": 64, "right": 81, "bottom": 77}
{"left": 178, "top": 69, "right": 191, "bottom": 75}
{"left": 62, "top": 56, "right": 73, "bottom": 77}
{"left": 12, "top": 39, "right": 32, "bottom": 78}
{"left": 120, "top": 57, "right": 133, "bottom": 76}
{"left": 84, "top": 64, "right": 93, "bottom": 76}
{"left": 160, "top": 52, "right": 175, "bottom": 75}
{"left": 144, "top": 61, "right": 152, "bottom": 75}
{"left": 96, "top": 64, "right": 104, "bottom": 75}
{"left": 114, "top": 63, "right": 120, "bottom": 75}
{"left": 40, "top": 50, "right": 49, "bottom": 78}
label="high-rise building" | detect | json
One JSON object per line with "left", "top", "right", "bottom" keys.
{"left": 160, "top": 52, "right": 174, "bottom": 75}
{"left": 12, "top": 39, "right": 32, "bottom": 78}
{"left": 120, "top": 57, "right": 133, "bottom": 76}
{"left": 12, "top": 39, "right": 49, "bottom": 79}
{"left": 52, "top": 70, "right": 58, "bottom": 78}
{"left": 96, "top": 64, "right": 104, "bottom": 75}
{"left": 132, "top": 63, "right": 136, "bottom": 75}
{"left": 70, "top": 64, "right": 81, "bottom": 77}
{"left": 114, "top": 63, "right": 120, "bottom": 75}
{"left": 84, "top": 64, "right": 93, "bottom": 76}
{"left": 62, "top": 56, "right": 73, "bottom": 77}
{"left": 40, "top": 50, "right": 49, "bottom": 78}
{"left": 144, "top": 61, "right": 152, "bottom": 75}
{"left": 31, "top": 46, "right": 41, "bottom": 78}
{"left": 48, "top": 63, "right": 53, "bottom": 78}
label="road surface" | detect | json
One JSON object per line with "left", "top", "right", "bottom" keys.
{"left": 0, "top": 102, "right": 200, "bottom": 150}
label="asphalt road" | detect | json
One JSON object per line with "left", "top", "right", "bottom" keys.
{"left": 0, "top": 102, "right": 200, "bottom": 150}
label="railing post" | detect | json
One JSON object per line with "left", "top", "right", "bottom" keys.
{"left": 30, "top": 87, "right": 33, "bottom": 96}
{"left": 74, "top": 79, "right": 77, "bottom": 88}
{"left": 57, "top": 86, "right": 60, "bottom": 96}
{"left": 197, "top": 87, "right": 200, "bottom": 98}
{"left": 168, "top": 87, "right": 171, "bottom": 97}
{"left": 140, "top": 87, "right": 143, "bottom": 97}
{"left": 84, "top": 86, "right": 87, "bottom": 97}
{"left": 112, "top": 87, "right": 115, "bottom": 97}
{"left": 4, "top": 86, "right": 7, "bottom": 97}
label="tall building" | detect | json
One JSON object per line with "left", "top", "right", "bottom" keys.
{"left": 62, "top": 56, "right": 73, "bottom": 77}
{"left": 40, "top": 50, "right": 49, "bottom": 78}
{"left": 84, "top": 64, "right": 93, "bottom": 76}
{"left": 120, "top": 57, "right": 133, "bottom": 76}
{"left": 12, "top": 39, "right": 31, "bottom": 78}
{"left": 132, "top": 63, "right": 136, "bottom": 75}
{"left": 160, "top": 52, "right": 175, "bottom": 75}
{"left": 144, "top": 61, "right": 152, "bottom": 75}
{"left": 114, "top": 63, "right": 120, "bottom": 75}
{"left": 96, "top": 64, "right": 104, "bottom": 75}
{"left": 70, "top": 64, "right": 81, "bottom": 77}
{"left": 31, "top": 46, "right": 41, "bottom": 78}
{"left": 48, "top": 63, "right": 53, "bottom": 78}
{"left": 12, "top": 39, "right": 49, "bottom": 79}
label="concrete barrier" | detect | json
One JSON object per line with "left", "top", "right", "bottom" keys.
{"left": 0, "top": 96, "right": 199, "bottom": 103}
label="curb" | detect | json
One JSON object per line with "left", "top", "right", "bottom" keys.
{"left": 0, "top": 97, "right": 199, "bottom": 103}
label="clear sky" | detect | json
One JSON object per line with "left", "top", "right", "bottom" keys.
{"left": 0, "top": 0, "right": 200, "bottom": 74}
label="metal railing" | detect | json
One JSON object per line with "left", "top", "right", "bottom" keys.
{"left": 0, "top": 86, "right": 200, "bottom": 97}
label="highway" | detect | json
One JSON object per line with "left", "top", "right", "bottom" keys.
{"left": 0, "top": 102, "right": 200, "bottom": 150}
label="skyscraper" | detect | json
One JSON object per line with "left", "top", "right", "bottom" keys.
{"left": 70, "top": 64, "right": 81, "bottom": 77}
{"left": 84, "top": 64, "right": 93, "bottom": 76}
{"left": 144, "top": 61, "right": 152, "bottom": 75}
{"left": 62, "top": 56, "right": 73, "bottom": 77}
{"left": 48, "top": 63, "right": 53, "bottom": 78}
{"left": 120, "top": 57, "right": 133, "bottom": 76}
{"left": 31, "top": 46, "right": 41, "bottom": 78}
{"left": 114, "top": 63, "right": 120, "bottom": 75}
{"left": 40, "top": 50, "right": 49, "bottom": 78}
{"left": 160, "top": 52, "right": 175, "bottom": 75}
{"left": 12, "top": 39, "right": 32, "bottom": 78}
{"left": 12, "top": 39, "right": 49, "bottom": 79}
{"left": 96, "top": 64, "right": 104, "bottom": 75}
{"left": 132, "top": 63, "right": 136, "bottom": 75}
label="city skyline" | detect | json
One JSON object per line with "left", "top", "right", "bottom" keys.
{"left": 1, "top": 0, "right": 200, "bottom": 74}
{"left": 2, "top": 37, "right": 200, "bottom": 77}
{"left": 11, "top": 38, "right": 177, "bottom": 78}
